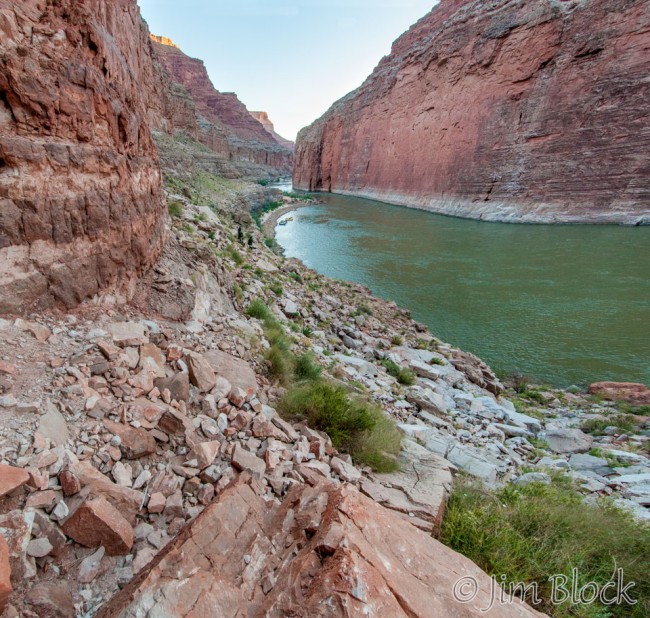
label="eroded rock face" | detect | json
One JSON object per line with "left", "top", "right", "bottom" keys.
{"left": 250, "top": 110, "right": 295, "bottom": 151}
{"left": 98, "top": 477, "right": 543, "bottom": 618}
{"left": 0, "top": 0, "right": 167, "bottom": 313}
{"left": 294, "top": 0, "right": 650, "bottom": 224}
{"left": 151, "top": 37, "right": 293, "bottom": 173}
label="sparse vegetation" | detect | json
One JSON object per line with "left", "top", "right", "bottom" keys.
{"left": 441, "top": 476, "right": 650, "bottom": 618}
{"left": 390, "top": 334, "right": 403, "bottom": 346}
{"left": 581, "top": 414, "right": 641, "bottom": 436}
{"left": 168, "top": 201, "right": 183, "bottom": 218}
{"left": 279, "top": 381, "right": 401, "bottom": 472}
{"left": 382, "top": 359, "right": 416, "bottom": 386}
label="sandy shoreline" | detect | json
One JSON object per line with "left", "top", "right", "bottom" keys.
{"left": 261, "top": 201, "right": 314, "bottom": 237}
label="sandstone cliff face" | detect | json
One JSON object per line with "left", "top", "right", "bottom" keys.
{"left": 152, "top": 39, "right": 293, "bottom": 173}
{"left": 294, "top": 0, "right": 650, "bottom": 224}
{"left": 0, "top": 0, "right": 167, "bottom": 313}
{"left": 250, "top": 110, "right": 295, "bottom": 151}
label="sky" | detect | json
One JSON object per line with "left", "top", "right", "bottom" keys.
{"left": 137, "top": 0, "right": 438, "bottom": 141}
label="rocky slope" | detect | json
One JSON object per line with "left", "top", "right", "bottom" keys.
{"left": 250, "top": 110, "right": 295, "bottom": 151}
{"left": 294, "top": 0, "right": 650, "bottom": 224}
{"left": 0, "top": 179, "right": 647, "bottom": 614}
{"left": 152, "top": 37, "right": 293, "bottom": 173}
{"left": 0, "top": 0, "right": 168, "bottom": 314}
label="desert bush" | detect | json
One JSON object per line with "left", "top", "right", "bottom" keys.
{"left": 440, "top": 476, "right": 650, "bottom": 618}
{"left": 279, "top": 382, "right": 401, "bottom": 472}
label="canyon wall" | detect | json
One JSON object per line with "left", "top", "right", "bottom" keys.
{"left": 294, "top": 0, "right": 650, "bottom": 224}
{"left": 152, "top": 39, "right": 293, "bottom": 173}
{"left": 0, "top": 0, "right": 168, "bottom": 313}
{"left": 250, "top": 110, "right": 295, "bottom": 151}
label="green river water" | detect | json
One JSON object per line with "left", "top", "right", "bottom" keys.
{"left": 274, "top": 192, "right": 650, "bottom": 387}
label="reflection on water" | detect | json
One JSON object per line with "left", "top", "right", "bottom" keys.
{"left": 276, "top": 193, "right": 650, "bottom": 387}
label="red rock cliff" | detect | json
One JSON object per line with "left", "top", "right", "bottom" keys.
{"left": 294, "top": 0, "right": 650, "bottom": 224}
{"left": 0, "top": 0, "right": 167, "bottom": 313}
{"left": 152, "top": 39, "right": 293, "bottom": 173}
{"left": 250, "top": 110, "right": 295, "bottom": 151}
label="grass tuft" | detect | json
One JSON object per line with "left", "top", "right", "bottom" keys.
{"left": 440, "top": 477, "right": 650, "bottom": 618}
{"left": 279, "top": 382, "right": 401, "bottom": 472}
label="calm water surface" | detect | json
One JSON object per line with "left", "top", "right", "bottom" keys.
{"left": 275, "top": 193, "right": 650, "bottom": 387}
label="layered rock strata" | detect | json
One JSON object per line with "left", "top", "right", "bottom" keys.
{"left": 152, "top": 38, "right": 293, "bottom": 173}
{"left": 0, "top": 0, "right": 167, "bottom": 313}
{"left": 98, "top": 477, "right": 542, "bottom": 618}
{"left": 294, "top": 0, "right": 650, "bottom": 224}
{"left": 250, "top": 110, "right": 295, "bottom": 151}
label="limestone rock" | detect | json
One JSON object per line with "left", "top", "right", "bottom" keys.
{"left": 544, "top": 429, "right": 593, "bottom": 454}
{"left": 231, "top": 444, "right": 266, "bottom": 479}
{"left": 204, "top": 350, "right": 257, "bottom": 394}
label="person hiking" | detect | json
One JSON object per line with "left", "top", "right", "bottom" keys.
{"left": 247, "top": 234, "right": 254, "bottom": 249}
{"left": 237, "top": 226, "right": 244, "bottom": 245}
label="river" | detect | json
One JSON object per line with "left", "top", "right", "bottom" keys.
{"left": 274, "top": 192, "right": 650, "bottom": 387}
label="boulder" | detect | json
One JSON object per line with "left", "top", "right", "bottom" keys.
{"left": 109, "top": 323, "right": 148, "bottom": 347}
{"left": 61, "top": 496, "right": 134, "bottom": 556}
{"left": 0, "top": 464, "right": 29, "bottom": 498}
{"left": 544, "top": 429, "right": 593, "bottom": 454}
{"left": 25, "top": 582, "right": 75, "bottom": 618}
{"left": 588, "top": 382, "right": 650, "bottom": 406}
{"left": 96, "top": 478, "right": 542, "bottom": 618}
{"left": 186, "top": 353, "right": 217, "bottom": 392}
{"left": 104, "top": 420, "right": 156, "bottom": 460}
{"left": 0, "top": 534, "right": 11, "bottom": 614}
{"left": 154, "top": 373, "right": 190, "bottom": 403}
{"left": 205, "top": 350, "right": 257, "bottom": 394}
{"left": 37, "top": 401, "right": 69, "bottom": 447}
{"left": 231, "top": 445, "right": 266, "bottom": 480}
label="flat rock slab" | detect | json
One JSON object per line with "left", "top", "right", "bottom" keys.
{"left": 96, "top": 478, "right": 543, "bottom": 618}
{"left": 205, "top": 350, "right": 257, "bottom": 394}
{"left": 109, "top": 322, "right": 148, "bottom": 347}
{"left": 544, "top": 429, "right": 593, "bottom": 454}
{"left": 37, "top": 402, "right": 69, "bottom": 446}
{"left": 361, "top": 439, "right": 452, "bottom": 532}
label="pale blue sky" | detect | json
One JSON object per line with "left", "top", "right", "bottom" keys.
{"left": 138, "top": 0, "right": 438, "bottom": 141}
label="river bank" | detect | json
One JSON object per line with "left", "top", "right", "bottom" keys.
{"left": 0, "top": 176, "right": 647, "bottom": 615}
{"left": 273, "top": 192, "right": 650, "bottom": 387}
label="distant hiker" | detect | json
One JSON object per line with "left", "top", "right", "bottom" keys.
{"left": 247, "top": 235, "right": 254, "bottom": 249}
{"left": 237, "top": 226, "right": 244, "bottom": 245}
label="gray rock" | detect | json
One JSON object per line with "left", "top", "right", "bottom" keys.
{"left": 544, "top": 429, "right": 593, "bottom": 454}
{"left": 37, "top": 401, "right": 69, "bottom": 446}
{"left": 513, "top": 472, "right": 551, "bottom": 486}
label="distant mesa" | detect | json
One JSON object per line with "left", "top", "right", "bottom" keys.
{"left": 250, "top": 111, "right": 295, "bottom": 152}
{"left": 149, "top": 34, "right": 179, "bottom": 48}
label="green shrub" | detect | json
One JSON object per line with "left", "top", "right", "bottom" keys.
{"left": 265, "top": 345, "right": 293, "bottom": 386}
{"left": 228, "top": 246, "right": 244, "bottom": 265}
{"left": 246, "top": 299, "right": 272, "bottom": 321}
{"left": 269, "top": 284, "right": 283, "bottom": 296}
{"left": 581, "top": 414, "right": 640, "bottom": 436}
{"left": 168, "top": 201, "right": 183, "bottom": 218}
{"left": 294, "top": 353, "right": 322, "bottom": 382}
{"left": 390, "top": 334, "right": 403, "bottom": 346}
{"left": 440, "top": 477, "right": 650, "bottom": 618}
{"left": 279, "top": 382, "right": 401, "bottom": 472}
{"left": 382, "top": 359, "right": 416, "bottom": 386}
